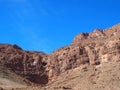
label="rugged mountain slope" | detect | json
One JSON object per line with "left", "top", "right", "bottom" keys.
{"left": 46, "top": 24, "right": 120, "bottom": 83}
{"left": 0, "top": 23, "right": 120, "bottom": 90}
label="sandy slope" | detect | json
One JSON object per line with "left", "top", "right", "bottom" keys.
{"left": 0, "top": 65, "right": 28, "bottom": 89}
{"left": 41, "top": 61, "right": 120, "bottom": 90}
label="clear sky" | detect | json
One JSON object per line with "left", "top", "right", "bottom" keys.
{"left": 0, "top": 0, "right": 120, "bottom": 54}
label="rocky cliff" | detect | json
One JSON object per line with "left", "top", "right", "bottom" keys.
{"left": 0, "top": 23, "right": 120, "bottom": 90}
{"left": 0, "top": 44, "right": 48, "bottom": 85}
{"left": 46, "top": 24, "right": 120, "bottom": 82}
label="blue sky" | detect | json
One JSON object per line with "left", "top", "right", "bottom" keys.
{"left": 0, "top": 0, "right": 120, "bottom": 54}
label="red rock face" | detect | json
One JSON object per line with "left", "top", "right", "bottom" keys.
{"left": 0, "top": 44, "right": 48, "bottom": 85}
{"left": 46, "top": 45, "right": 90, "bottom": 81}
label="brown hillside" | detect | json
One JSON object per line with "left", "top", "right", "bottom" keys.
{"left": 0, "top": 23, "right": 120, "bottom": 90}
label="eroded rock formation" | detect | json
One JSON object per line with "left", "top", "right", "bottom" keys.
{"left": 46, "top": 23, "right": 120, "bottom": 82}
{"left": 0, "top": 23, "right": 120, "bottom": 87}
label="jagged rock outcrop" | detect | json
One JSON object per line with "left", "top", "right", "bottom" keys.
{"left": 72, "top": 33, "right": 89, "bottom": 44}
{"left": 72, "top": 24, "right": 120, "bottom": 44}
